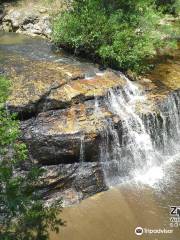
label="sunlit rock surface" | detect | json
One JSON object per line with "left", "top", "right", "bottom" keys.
{"left": 1, "top": 7, "right": 51, "bottom": 38}
{"left": 5, "top": 57, "right": 86, "bottom": 116}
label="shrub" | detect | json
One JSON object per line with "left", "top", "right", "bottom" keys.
{"left": 0, "top": 75, "right": 11, "bottom": 107}
{"left": 0, "top": 75, "right": 64, "bottom": 240}
{"left": 156, "top": 0, "right": 180, "bottom": 15}
{"left": 53, "top": 0, "right": 176, "bottom": 73}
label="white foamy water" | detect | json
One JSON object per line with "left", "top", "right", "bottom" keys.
{"left": 134, "top": 165, "right": 164, "bottom": 186}
{"left": 97, "top": 74, "right": 180, "bottom": 187}
{"left": 134, "top": 152, "right": 180, "bottom": 187}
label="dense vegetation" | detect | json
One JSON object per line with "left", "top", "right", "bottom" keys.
{"left": 156, "top": 0, "right": 180, "bottom": 14}
{"left": 53, "top": 0, "right": 179, "bottom": 73}
{"left": 0, "top": 75, "right": 63, "bottom": 240}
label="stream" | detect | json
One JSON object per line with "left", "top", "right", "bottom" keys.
{"left": 0, "top": 32, "right": 180, "bottom": 240}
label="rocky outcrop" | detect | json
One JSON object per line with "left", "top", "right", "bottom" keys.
{"left": 1, "top": 7, "right": 51, "bottom": 38}
{"left": 0, "top": 48, "right": 126, "bottom": 204}
{"left": 20, "top": 101, "right": 113, "bottom": 165}
{"left": 2, "top": 54, "right": 124, "bottom": 165}
{"left": 7, "top": 55, "right": 179, "bottom": 203}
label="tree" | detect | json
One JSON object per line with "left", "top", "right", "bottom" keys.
{"left": 0, "top": 75, "right": 64, "bottom": 240}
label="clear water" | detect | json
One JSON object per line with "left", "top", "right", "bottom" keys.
{"left": 0, "top": 31, "right": 99, "bottom": 74}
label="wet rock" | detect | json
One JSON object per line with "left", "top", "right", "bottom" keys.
{"left": 4, "top": 56, "right": 125, "bottom": 117}
{"left": 5, "top": 44, "right": 180, "bottom": 168}
{"left": 20, "top": 101, "right": 113, "bottom": 164}
{"left": 4, "top": 57, "right": 86, "bottom": 117}
{"left": 41, "top": 162, "right": 107, "bottom": 206}
{"left": 46, "top": 71, "right": 126, "bottom": 110}
{"left": 147, "top": 62, "right": 180, "bottom": 91}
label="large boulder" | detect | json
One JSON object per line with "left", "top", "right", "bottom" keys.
{"left": 20, "top": 100, "right": 114, "bottom": 164}
{"left": 2, "top": 8, "right": 51, "bottom": 38}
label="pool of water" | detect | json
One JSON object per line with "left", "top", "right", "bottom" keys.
{"left": 51, "top": 157, "right": 180, "bottom": 240}
{"left": 0, "top": 31, "right": 101, "bottom": 79}
{"left": 0, "top": 31, "right": 98, "bottom": 68}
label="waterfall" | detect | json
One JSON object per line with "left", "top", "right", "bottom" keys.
{"left": 97, "top": 74, "right": 180, "bottom": 186}
{"left": 79, "top": 134, "right": 85, "bottom": 162}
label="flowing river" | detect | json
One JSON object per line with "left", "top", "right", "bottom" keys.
{"left": 0, "top": 32, "right": 180, "bottom": 240}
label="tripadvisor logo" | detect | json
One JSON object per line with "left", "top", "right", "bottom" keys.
{"left": 135, "top": 226, "right": 173, "bottom": 236}
{"left": 135, "top": 227, "right": 143, "bottom": 236}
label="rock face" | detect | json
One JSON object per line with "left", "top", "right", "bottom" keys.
{"left": 41, "top": 162, "right": 107, "bottom": 206}
{"left": 1, "top": 7, "right": 51, "bottom": 38}
{"left": 20, "top": 101, "right": 113, "bottom": 165}
{"left": 3, "top": 54, "right": 124, "bottom": 164}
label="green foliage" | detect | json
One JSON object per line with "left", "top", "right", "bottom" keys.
{"left": 53, "top": 0, "right": 177, "bottom": 73}
{"left": 156, "top": 0, "right": 180, "bottom": 15}
{"left": 0, "top": 76, "right": 11, "bottom": 108}
{"left": 0, "top": 75, "right": 64, "bottom": 240}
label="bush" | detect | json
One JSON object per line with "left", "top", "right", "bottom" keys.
{"left": 53, "top": 0, "right": 176, "bottom": 73}
{"left": 0, "top": 75, "right": 64, "bottom": 240}
{"left": 0, "top": 75, "right": 11, "bottom": 106}
{"left": 156, "top": 0, "right": 180, "bottom": 15}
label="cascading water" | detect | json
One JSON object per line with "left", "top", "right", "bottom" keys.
{"left": 79, "top": 134, "right": 85, "bottom": 162}
{"left": 97, "top": 74, "right": 180, "bottom": 187}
